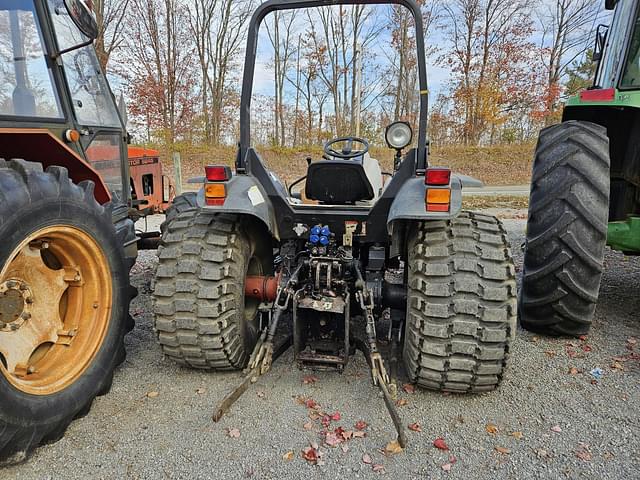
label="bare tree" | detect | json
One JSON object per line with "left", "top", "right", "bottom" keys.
{"left": 123, "top": 0, "right": 198, "bottom": 146}
{"left": 537, "top": 0, "right": 602, "bottom": 122}
{"left": 266, "top": 10, "right": 297, "bottom": 146}
{"left": 93, "top": 0, "right": 129, "bottom": 72}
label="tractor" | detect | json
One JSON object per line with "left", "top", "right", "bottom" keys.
{"left": 154, "top": 0, "right": 517, "bottom": 444}
{"left": 519, "top": 0, "right": 640, "bottom": 336}
{"left": 0, "top": 0, "right": 139, "bottom": 464}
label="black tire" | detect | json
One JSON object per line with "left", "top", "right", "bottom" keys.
{"left": 153, "top": 210, "right": 272, "bottom": 370}
{"left": 519, "top": 121, "right": 610, "bottom": 336}
{"left": 403, "top": 212, "right": 517, "bottom": 393}
{"left": 0, "top": 159, "right": 135, "bottom": 465}
{"left": 160, "top": 191, "right": 198, "bottom": 235}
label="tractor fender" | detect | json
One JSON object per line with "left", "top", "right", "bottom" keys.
{"left": 197, "top": 175, "right": 278, "bottom": 237}
{"left": 0, "top": 129, "right": 111, "bottom": 203}
{"left": 386, "top": 174, "right": 465, "bottom": 230}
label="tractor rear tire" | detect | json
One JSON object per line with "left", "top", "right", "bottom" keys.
{"left": 403, "top": 212, "right": 517, "bottom": 393}
{"left": 0, "top": 160, "right": 135, "bottom": 465}
{"left": 153, "top": 210, "right": 271, "bottom": 370}
{"left": 519, "top": 121, "right": 610, "bottom": 336}
{"left": 160, "top": 191, "right": 198, "bottom": 234}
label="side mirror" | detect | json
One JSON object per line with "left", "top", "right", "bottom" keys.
{"left": 64, "top": 0, "right": 98, "bottom": 40}
{"left": 593, "top": 24, "right": 609, "bottom": 62}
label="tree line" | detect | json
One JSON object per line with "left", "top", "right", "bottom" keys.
{"left": 95, "top": 0, "right": 605, "bottom": 150}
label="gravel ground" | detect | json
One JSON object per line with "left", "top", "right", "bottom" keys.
{"left": 5, "top": 218, "right": 640, "bottom": 480}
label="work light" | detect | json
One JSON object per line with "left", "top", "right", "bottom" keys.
{"left": 385, "top": 121, "right": 413, "bottom": 150}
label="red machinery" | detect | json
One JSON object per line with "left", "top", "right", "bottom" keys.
{"left": 128, "top": 146, "right": 175, "bottom": 214}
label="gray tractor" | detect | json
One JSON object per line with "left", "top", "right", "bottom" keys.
{"left": 154, "top": 0, "right": 517, "bottom": 444}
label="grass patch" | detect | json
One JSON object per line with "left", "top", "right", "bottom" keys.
{"left": 463, "top": 194, "right": 529, "bottom": 211}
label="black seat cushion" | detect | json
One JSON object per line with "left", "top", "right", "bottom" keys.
{"left": 305, "top": 159, "right": 374, "bottom": 204}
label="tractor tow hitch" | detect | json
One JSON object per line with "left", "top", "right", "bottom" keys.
{"left": 212, "top": 334, "right": 292, "bottom": 422}
{"left": 355, "top": 267, "right": 408, "bottom": 449}
{"left": 213, "top": 265, "right": 303, "bottom": 421}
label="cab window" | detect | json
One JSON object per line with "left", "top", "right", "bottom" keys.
{"left": 621, "top": 12, "right": 640, "bottom": 88}
{"left": 47, "top": 0, "right": 121, "bottom": 127}
{"left": 0, "top": 0, "right": 63, "bottom": 118}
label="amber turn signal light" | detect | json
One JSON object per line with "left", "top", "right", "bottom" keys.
{"left": 205, "top": 183, "right": 226, "bottom": 198}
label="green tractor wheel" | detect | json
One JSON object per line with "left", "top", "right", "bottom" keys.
{"left": 519, "top": 121, "right": 610, "bottom": 336}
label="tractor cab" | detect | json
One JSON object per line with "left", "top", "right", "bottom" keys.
{"left": 0, "top": 0, "right": 129, "bottom": 204}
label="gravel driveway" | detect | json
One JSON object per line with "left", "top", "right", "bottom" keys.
{"left": 5, "top": 218, "right": 639, "bottom": 479}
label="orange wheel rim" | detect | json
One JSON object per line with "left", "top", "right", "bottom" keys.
{"left": 0, "top": 226, "right": 112, "bottom": 395}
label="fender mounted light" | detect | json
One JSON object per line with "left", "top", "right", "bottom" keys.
{"left": 205, "top": 165, "right": 232, "bottom": 181}
{"left": 425, "top": 168, "right": 451, "bottom": 186}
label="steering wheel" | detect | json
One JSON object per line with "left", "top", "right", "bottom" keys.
{"left": 324, "top": 136, "right": 369, "bottom": 160}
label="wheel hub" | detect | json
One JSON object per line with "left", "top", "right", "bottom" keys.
{"left": 0, "top": 279, "right": 33, "bottom": 332}
{"left": 0, "top": 226, "right": 112, "bottom": 394}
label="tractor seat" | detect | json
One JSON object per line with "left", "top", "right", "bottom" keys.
{"left": 305, "top": 153, "right": 383, "bottom": 204}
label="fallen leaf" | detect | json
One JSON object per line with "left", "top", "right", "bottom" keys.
{"left": 395, "top": 398, "right": 408, "bottom": 407}
{"left": 535, "top": 448, "right": 550, "bottom": 459}
{"left": 355, "top": 420, "right": 368, "bottom": 431}
{"left": 408, "top": 423, "right": 422, "bottom": 432}
{"left": 544, "top": 350, "right": 556, "bottom": 357}
{"left": 303, "top": 375, "right": 319, "bottom": 384}
{"left": 303, "top": 421, "right": 314, "bottom": 431}
{"left": 308, "top": 411, "right": 322, "bottom": 421}
{"left": 495, "top": 446, "right": 510, "bottom": 454}
{"left": 433, "top": 438, "right": 449, "bottom": 451}
{"left": 579, "top": 335, "right": 588, "bottom": 341}
{"left": 282, "top": 451, "right": 294, "bottom": 461}
{"left": 256, "top": 390, "right": 265, "bottom": 398}
{"left": 551, "top": 425, "right": 562, "bottom": 433}
{"left": 569, "top": 367, "right": 580, "bottom": 375}
{"left": 324, "top": 432, "right": 341, "bottom": 447}
{"left": 581, "top": 344, "right": 592, "bottom": 353}
{"left": 402, "top": 383, "right": 415, "bottom": 394}
{"left": 330, "top": 412, "right": 341, "bottom": 421}
{"left": 302, "top": 446, "right": 319, "bottom": 464}
{"left": 575, "top": 446, "right": 592, "bottom": 461}
{"left": 195, "top": 388, "right": 206, "bottom": 395}
{"left": 321, "top": 415, "right": 331, "bottom": 427}
{"left": 611, "top": 361, "right": 624, "bottom": 371}
{"left": 384, "top": 440, "right": 403, "bottom": 455}
{"left": 372, "top": 464, "right": 385, "bottom": 473}
{"left": 304, "top": 398, "right": 319, "bottom": 409}
{"left": 531, "top": 336, "right": 539, "bottom": 343}
{"left": 485, "top": 423, "right": 499, "bottom": 435}
{"left": 362, "top": 453, "right": 373, "bottom": 464}
{"left": 441, "top": 463, "right": 453, "bottom": 472}
{"left": 146, "top": 391, "right": 159, "bottom": 398}
{"left": 342, "top": 430, "right": 353, "bottom": 441}
{"left": 227, "top": 427, "right": 240, "bottom": 438}
{"left": 352, "top": 431, "right": 366, "bottom": 438}
{"left": 627, "top": 337, "right": 637, "bottom": 347}
{"left": 511, "top": 431, "right": 523, "bottom": 440}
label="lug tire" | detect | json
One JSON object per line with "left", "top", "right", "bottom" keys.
{"left": 519, "top": 121, "right": 610, "bottom": 336}
{"left": 160, "top": 192, "right": 198, "bottom": 235}
{"left": 153, "top": 210, "right": 271, "bottom": 370}
{"left": 0, "top": 160, "right": 136, "bottom": 465}
{"left": 403, "top": 212, "right": 517, "bottom": 393}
